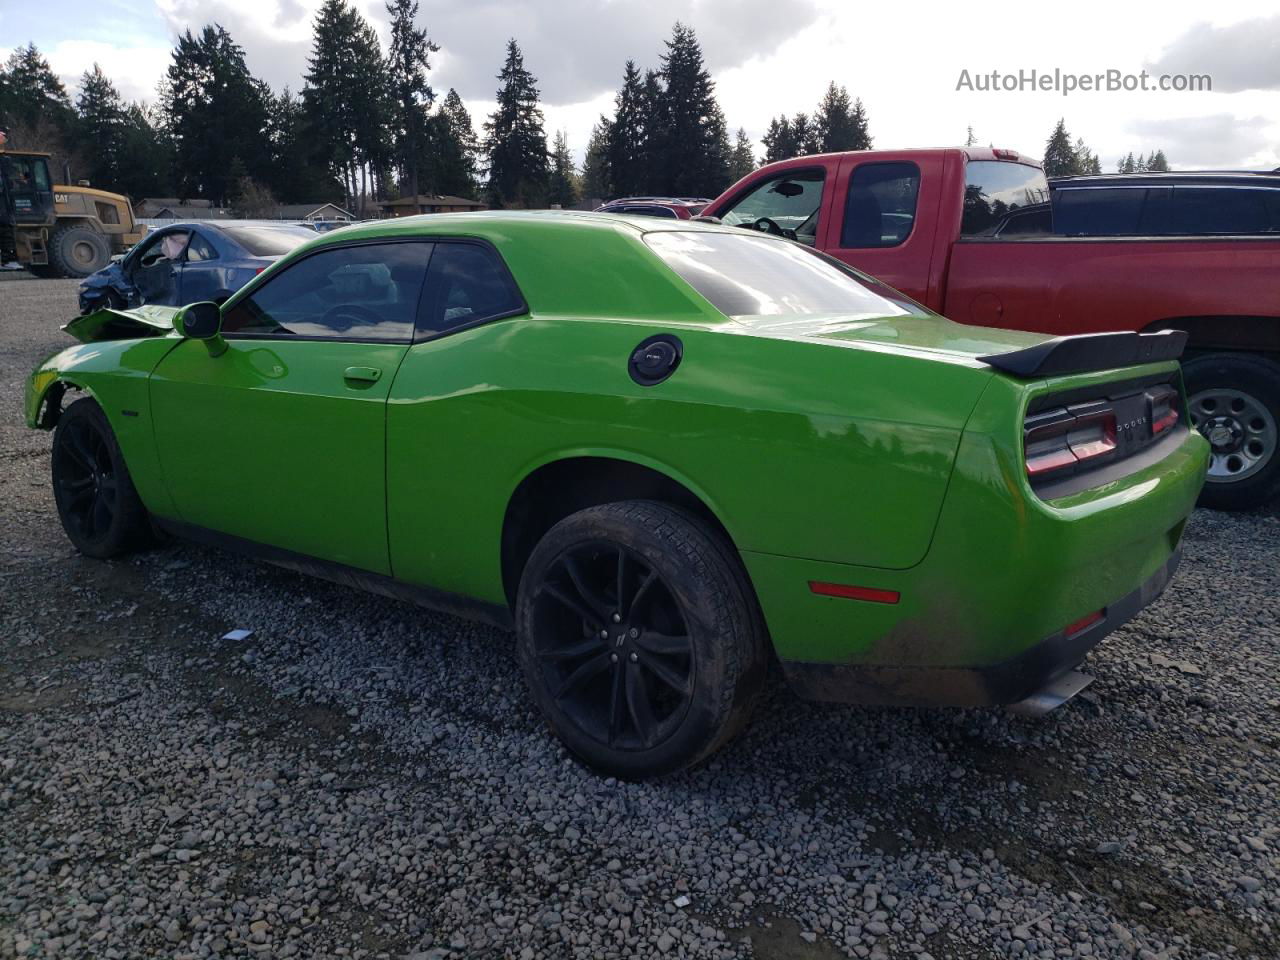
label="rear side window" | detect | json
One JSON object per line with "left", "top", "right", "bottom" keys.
{"left": 186, "top": 233, "right": 218, "bottom": 262}
{"left": 1168, "top": 187, "right": 1280, "bottom": 235}
{"left": 962, "top": 160, "right": 1051, "bottom": 236}
{"left": 715, "top": 169, "right": 824, "bottom": 246}
{"left": 1054, "top": 188, "right": 1154, "bottom": 236}
{"left": 645, "top": 230, "right": 927, "bottom": 320}
{"left": 222, "top": 241, "right": 430, "bottom": 341}
{"left": 841, "top": 162, "right": 920, "bottom": 248}
{"left": 416, "top": 242, "right": 525, "bottom": 339}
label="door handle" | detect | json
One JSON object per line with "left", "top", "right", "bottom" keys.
{"left": 343, "top": 365, "right": 382, "bottom": 384}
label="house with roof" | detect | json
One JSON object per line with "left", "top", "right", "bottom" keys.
{"left": 270, "top": 202, "right": 355, "bottom": 223}
{"left": 379, "top": 195, "right": 486, "bottom": 217}
{"left": 135, "top": 198, "right": 230, "bottom": 220}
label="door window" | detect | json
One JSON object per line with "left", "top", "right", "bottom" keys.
{"left": 841, "top": 162, "right": 920, "bottom": 248}
{"left": 222, "top": 241, "right": 430, "bottom": 341}
{"left": 715, "top": 169, "right": 824, "bottom": 245}
{"left": 416, "top": 242, "right": 525, "bottom": 339}
{"left": 185, "top": 232, "right": 218, "bottom": 261}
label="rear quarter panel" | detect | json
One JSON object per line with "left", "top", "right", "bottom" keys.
{"left": 385, "top": 312, "right": 993, "bottom": 605}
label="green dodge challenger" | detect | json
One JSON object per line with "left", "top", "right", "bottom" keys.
{"left": 26, "top": 212, "right": 1209, "bottom": 778}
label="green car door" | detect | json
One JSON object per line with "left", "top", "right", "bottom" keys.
{"left": 148, "top": 240, "right": 433, "bottom": 574}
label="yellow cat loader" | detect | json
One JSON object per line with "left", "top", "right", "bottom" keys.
{"left": 0, "top": 149, "right": 144, "bottom": 278}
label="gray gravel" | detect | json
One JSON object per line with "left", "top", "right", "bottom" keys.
{"left": 2, "top": 278, "right": 1278, "bottom": 960}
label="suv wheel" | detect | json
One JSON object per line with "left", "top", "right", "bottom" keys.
{"left": 1184, "top": 353, "right": 1280, "bottom": 511}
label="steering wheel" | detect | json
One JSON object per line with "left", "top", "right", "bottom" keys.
{"left": 751, "top": 217, "right": 798, "bottom": 241}
{"left": 321, "top": 303, "right": 382, "bottom": 329}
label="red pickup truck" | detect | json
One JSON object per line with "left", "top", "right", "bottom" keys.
{"left": 701, "top": 148, "right": 1280, "bottom": 510}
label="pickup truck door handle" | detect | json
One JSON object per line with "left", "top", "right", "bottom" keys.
{"left": 343, "top": 365, "right": 382, "bottom": 384}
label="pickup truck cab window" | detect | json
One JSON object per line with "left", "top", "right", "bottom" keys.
{"left": 961, "top": 160, "right": 1051, "bottom": 237}
{"left": 716, "top": 169, "right": 824, "bottom": 245}
{"left": 841, "top": 162, "right": 920, "bottom": 248}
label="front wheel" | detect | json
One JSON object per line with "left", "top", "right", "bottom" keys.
{"left": 516, "top": 500, "right": 768, "bottom": 779}
{"left": 48, "top": 225, "right": 111, "bottom": 279}
{"left": 1184, "top": 353, "right": 1280, "bottom": 511}
{"left": 51, "top": 398, "right": 152, "bottom": 557}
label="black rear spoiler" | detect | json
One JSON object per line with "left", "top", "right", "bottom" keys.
{"left": 979, "top": 330, "right": 1187, "bottom": 378}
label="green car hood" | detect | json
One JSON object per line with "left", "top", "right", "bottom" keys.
{"left": 736, "top": 312, "right": 1050, "bottom": 365}
{"left": 64, "top": 305, "right": 179, "bottom": 344}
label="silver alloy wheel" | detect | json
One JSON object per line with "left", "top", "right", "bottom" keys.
{"left": 1188, "top": 387, "right": 1278, "bottom": 483}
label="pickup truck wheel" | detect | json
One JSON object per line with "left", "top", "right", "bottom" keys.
{"left": 516, "top": 500, "right": 767, "bottom": 780}
{"left": 1184, "top": 354, "right": 1280, "bottom": 511}
{"left": 48, "top": 225, "right": 111, "bottom": 279}
{"left": 51, "top": 398, "right": 152, "bottom": 557}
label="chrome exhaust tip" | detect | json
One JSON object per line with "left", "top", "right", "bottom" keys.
{"left": 1006, "top": 669, "right": 1095, "bottom": 718}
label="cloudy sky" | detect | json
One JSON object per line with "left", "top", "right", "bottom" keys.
{"left": 3, "top": 0, "right": 1279, "bottom": 170}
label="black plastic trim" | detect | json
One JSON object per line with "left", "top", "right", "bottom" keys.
{"left": 981, "top": 330, "right": 1187, "bottom": 378}
{"left": 153, "top": 518, "right": 513, "bottom": 630}
{"left": 780, "top": 547, "right": 1182, "bottom": 708}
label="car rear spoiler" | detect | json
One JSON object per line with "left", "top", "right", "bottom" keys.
{"left": 979, "top": 330, "right": 1187, "bottom": 378}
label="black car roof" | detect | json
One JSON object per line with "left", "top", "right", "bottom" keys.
{"left": 1051, "top": 171, "right": 1280, "bottom": 188}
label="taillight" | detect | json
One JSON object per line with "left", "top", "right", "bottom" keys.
{"left": 1148, "top": 386, "right": 1179, "bottom": 435}
{"left": 1025, "top": 409, "right": 1117, "bottom": 478}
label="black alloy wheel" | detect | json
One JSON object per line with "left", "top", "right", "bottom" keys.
{"left": 51, "top": 398, "right": 151, "bottom": 557}
{"left": 529, "top": 541, "right": 694, "bottom": 752}
{"left": 516, "top": 500, "right": 768, "bottom": 779}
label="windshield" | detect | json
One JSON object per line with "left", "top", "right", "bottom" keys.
{"left": 962, "top": 161, "right": 1051, "bottom": 236}
{"left": 645, "top": 230, "right": 927, "bottom": 320}
{"left": 222, "top": 225, "right": 315, "bottom": 256}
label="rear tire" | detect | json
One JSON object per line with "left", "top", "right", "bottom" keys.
{"left": 48, "top": 225, "right": 111, "bottom": 279}
{"left": 51, "top": 398, "right": 152, "bottom": 558}
{"left": 1184, "top": 354, "right": 1280, "bottom": 511}
{"left": 516, "top": 500, "right": 767, "bottom": 780}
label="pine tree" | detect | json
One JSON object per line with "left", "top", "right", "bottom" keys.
{"left": 727, "top": 127, "right": 755, "bottom": 183}
{"left": 484, "top": 40, "right": 549, "bottom": 208}
{"left": 814, "top": 82, "right": 867, "bottom": 152}
{"left": 433, "top": 89, "right": 481, "bottom": 198}
{"left": 165, "top": 26, "right": 272, "bottom": 203}
{"left": 848, "top": 98, "right": 872, "bottom": 150}
{"left": 1071, "top": 136, "right": 1100, "bottom": 177}
{"left": 649, "top": 23, "right": 729, "bottom": 197}
{"left": 791, "top": 112, "right": 821, "bottom": 156}
{"left": 964, "top": 125, "right": 978, "bottom": 147}
{"left": 762, "top": 115, "right": 796, "bottom": 163}
{"left": 607, "top": 61, "right": 647, "bottom": 198}
{"left": 1118, "top": 152, "right": 1136, "bottom": 174}
{"left": 304, "top": 0, "right": 393, "bottom": 210}
{"left": 0, "top": 43, "right": 77, "bottom": 163}
{"left": 75, "top": 65, "right": 125, "bottom": 191}
{"left": 580, "top": 117, "right": 612, "bottom": 200}
{"left": 266, "top": 88, "right": 340, "bottom": 203}
{"left": 1147, "top": 149, "right": 1169, "bottom": 172}
{"left": 548, "top": 130, "right": 579, "bottom": 207}
{"left": 1042, "top": 119, "right": 1076, "bottom": 178}
{"left": 639, "top": 69, "right": 665, "bottom": 179}
{"left": 386, "top": 0, "right": 438, "bottom": 200}
{"left": 116, "top": 102, "right": 173, "bottom": 199}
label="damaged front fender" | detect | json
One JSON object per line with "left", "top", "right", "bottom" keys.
{"left": 63, "top": 304, "right": 180, "bottom": 344}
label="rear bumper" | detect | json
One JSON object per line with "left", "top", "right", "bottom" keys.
{"left": 780, "top": 547, "right": 1180, "bottom": 706}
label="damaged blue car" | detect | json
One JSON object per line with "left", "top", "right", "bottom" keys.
{"left": 77, "top": 221, "right": 316, "bottom": 315}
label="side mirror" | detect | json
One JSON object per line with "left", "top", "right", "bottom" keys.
{"left": 173, "top": 301, "right": 226, "bottom": 357}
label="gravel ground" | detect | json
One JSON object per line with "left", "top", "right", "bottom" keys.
{"left": 1, "top": 277, "right": 1277, "bottom": 960}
